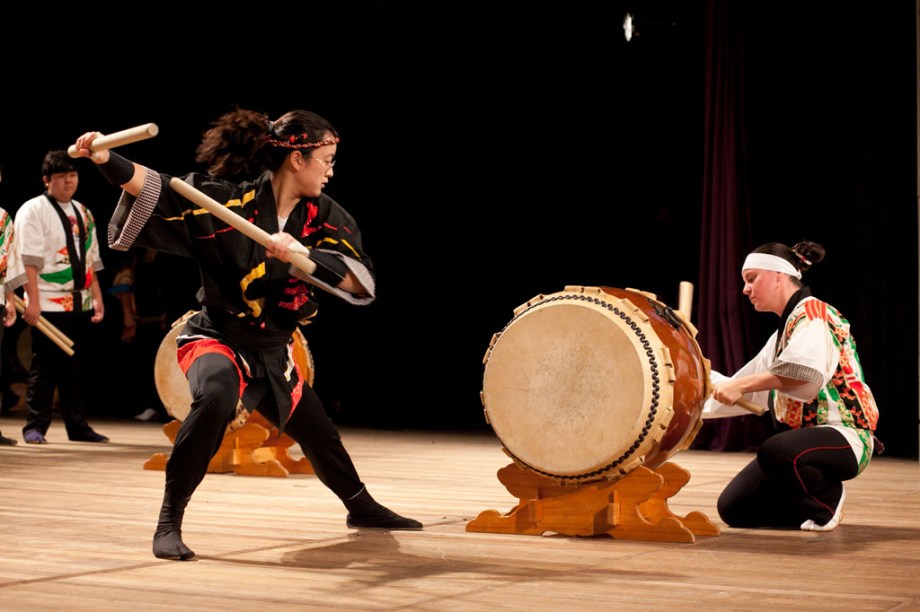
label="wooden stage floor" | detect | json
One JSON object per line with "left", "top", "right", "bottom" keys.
{"left": 1, "top": 415, "right": 918, "bottom": 611}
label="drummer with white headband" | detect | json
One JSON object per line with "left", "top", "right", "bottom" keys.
{"left": 703, "top": 240, "right": 879, "bottom": 532}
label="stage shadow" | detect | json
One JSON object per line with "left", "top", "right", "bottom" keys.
{"left": 208, "top": 530, "right": 564, "bottom": 584}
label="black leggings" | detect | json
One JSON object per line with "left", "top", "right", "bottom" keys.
{"left": 164, "top": 352, "right": 364, "bottom": 504}
{"left": 717, "top": 427, "right": 858, "bottom": 528}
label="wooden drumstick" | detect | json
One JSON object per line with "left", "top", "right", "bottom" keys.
{"left": 13, "top": 295, "right": 74, "bottom": 347}
{"left": 12, "top": 298, "right": 75, "bottom": 357}
{"left": 677, "top": 280, "right": 693, "bottom": 321}
{"left": 677, "top": 280, "right": 766, "bottom": 417}
{"left": 168, "top": 177, "right": 317, "bottom": 275}
{"left": 67, "top": 123, "right": 159, "bottom": 158}
{"left": 735, "top": 397, "right": 766, "bottom": 416}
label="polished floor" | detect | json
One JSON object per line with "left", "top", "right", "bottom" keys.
{"left": 0, "top": 415, "right": 918, "bottom": 611}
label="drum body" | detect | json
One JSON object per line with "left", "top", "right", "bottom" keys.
{"left": 154, "top": 310, "right": 314, "bottom": 431}
{"left": 481, "top": 286, "right": 710, "bottom": 484}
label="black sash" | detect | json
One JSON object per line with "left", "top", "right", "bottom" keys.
{"left": 44, "top": 193, "right": 87, "bottom": 310}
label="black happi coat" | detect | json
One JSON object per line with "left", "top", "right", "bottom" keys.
{"left": 108, "top": 169, "right": 375, "bottom": 428}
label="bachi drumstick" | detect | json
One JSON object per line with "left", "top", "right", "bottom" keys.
{"left": 67, "top": 123, "right": 159, "bottom": 158}
{"left": 169, "top": 177, "right": 317, "bottom": 276}
{"left": 677, "top": 280, "right": 766, "bottom": 417}
{"left": 13, "top": 295, "right": 74, "bottom": 347}
{"left": 12, "top": 296, "right": 75, "bottom": 357}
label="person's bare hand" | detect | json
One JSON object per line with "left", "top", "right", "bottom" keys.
{"left": 267, "top": 232, "right": 308, "bottom": 263}
{"left": 73, "top": 132, "right": 110, "bottom": 163}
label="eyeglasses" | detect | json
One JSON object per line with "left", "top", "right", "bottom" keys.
{"left": 310, "top": 157, "right": 336, "bottom": 173}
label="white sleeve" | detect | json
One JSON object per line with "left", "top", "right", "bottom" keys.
{"left": 769, "top": 317, "right": 837, "bottom": 402}
{"left": 701, "top": 334, "right": 775, "bottom": 419}
{"left": 15, "top": 200, "right": 47, "bottom": 265}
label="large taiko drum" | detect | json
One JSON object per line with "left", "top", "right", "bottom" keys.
{"left": 481, "top": 285, "right": 711, "bottom": 484}
{"left": 154, "top": 310, "right": 314, "bottom": 431}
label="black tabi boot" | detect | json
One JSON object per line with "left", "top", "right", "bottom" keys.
{"left": 152, "top": 494, "right": 196, "bottom": 560}
{"left": 344, "top": 487, "right": 423, "bottom": 530}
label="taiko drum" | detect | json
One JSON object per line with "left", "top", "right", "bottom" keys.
{"left": 481, "top": 285, "right": 711, "bottom": 484}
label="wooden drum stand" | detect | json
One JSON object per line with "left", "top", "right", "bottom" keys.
{"left": 143, "top": 411, "right": 314, "bottom": 478}
{"left": 466, "top": 461, "right": 718, "bottom": 543}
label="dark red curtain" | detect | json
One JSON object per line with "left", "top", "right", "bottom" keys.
{"left": 691, "top": 0, "right": 772, "bottom": 451}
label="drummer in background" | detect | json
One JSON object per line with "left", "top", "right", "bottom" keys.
{"left": 703, "top": 240, "right": 879, "bottom": 532}
{"left": 0, "top": 162, "right": 18, "bottom": 445}
{"left": 72, "top": 108, "right": 422, "bottom": 562}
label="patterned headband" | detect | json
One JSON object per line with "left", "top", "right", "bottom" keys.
{"left": 264, "top": 133, "right": 341, "bottom": 149}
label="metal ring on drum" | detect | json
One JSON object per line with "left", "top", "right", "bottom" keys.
{"left": 154, "top": 310, "right": 314, "bottom": 433}
{"left": 480, "top": 285, "right": 710, "bottom": 485}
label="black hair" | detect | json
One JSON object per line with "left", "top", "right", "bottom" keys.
{"left": 41, "top": 150, "right": 77, "bottom": 177}
{"left": 751, "top": 240, "right": 826, "bottom": 285}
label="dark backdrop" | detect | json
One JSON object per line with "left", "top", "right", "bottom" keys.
{"left": 0, "top": 2, "right": 916, "bottom": 457}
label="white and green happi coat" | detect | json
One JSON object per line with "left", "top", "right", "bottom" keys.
{"left": 705, "top": 295, "right": 879, "bottom": 473}
{"left": 8, "top": 194, "right": 103, "bottom": 312}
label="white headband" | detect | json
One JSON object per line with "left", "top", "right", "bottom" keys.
{"left": 742, "top": 253, "right": 802, "bottom": 279}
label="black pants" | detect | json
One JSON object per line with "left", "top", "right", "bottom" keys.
{"left": 164, "top": 352, "right": 364, "bottom": 503}
{"left": 23, "top": 311, "right": 94, "bottom": 438}
{"left": 717, "top": 426, "right": 859, "bottom": 528}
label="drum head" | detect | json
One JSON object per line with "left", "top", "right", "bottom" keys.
{"left": 154, "top": 316, "right": 191, "bottom": 422}
{"left": 482, "top": 292, "right": 662, "bottom": 481}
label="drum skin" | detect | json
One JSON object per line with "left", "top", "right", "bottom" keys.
{"left": 481, "top": 286, "right": 710, "bottom": 484}
{"left": 154, "top": 310, "right": 314, "bottom": 431}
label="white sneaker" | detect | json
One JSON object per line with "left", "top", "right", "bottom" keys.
{"left": 134, "top": 407, "right": 158, "bottom": 422}
{"left": 801, "top": 487, "right": 845, "bottom": 532}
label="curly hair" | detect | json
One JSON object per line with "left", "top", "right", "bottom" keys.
{"left": 195, "top": 107, "right": 339, "bottom": 181}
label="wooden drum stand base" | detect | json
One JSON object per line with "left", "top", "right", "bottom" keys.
{"left": 466, "top": 461, "right": 719, "bottom": 543}
{"left": 144, "top": 412, "right": 314, "bottom": 478}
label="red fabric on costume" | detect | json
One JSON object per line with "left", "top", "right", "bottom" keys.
{"left": 177, "top": 338, "right": 248, "bottom": 398}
